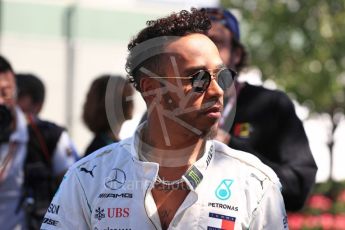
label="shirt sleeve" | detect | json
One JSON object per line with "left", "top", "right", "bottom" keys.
{"left": 270, "top": 93, "right": 317, "bottom": 211}
{"left": 52, "top": 131, "right": 79, "bottom": 175}
{"left": 249, "top": 182, "right": 289, "bottom": 229}
{"left": 40, "top": 169, "right": 91, "bottom": 229}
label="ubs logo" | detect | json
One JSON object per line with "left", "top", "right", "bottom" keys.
{"left": 107, "top": 208, "right": 130, "bottom": 218}
{"left": 105, "top": 168, "right": 126, "bottom": 190}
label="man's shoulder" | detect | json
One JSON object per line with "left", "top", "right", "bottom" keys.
{"left": 244, "top": 83, "right": 288, "bottom": 99}
{"left": 36, "top": 118, "right": 64, "bottom": 129}
{"left": 242, "top": 83, "right": 294, "bottom": 112}
{"left": 213, "top": 140, "right": 280, "bottom": 185}
{"left": 28, "top": 118, "right": 65, "bottom": 141}
{"left": 70, "top": 137, "right": 133, "bottom": 172}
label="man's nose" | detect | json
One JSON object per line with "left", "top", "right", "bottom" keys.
{"left": 208, "top": 77, "right": 224, "bottom": 98}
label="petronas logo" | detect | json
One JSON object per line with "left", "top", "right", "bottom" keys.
{"left": 215, "top": 179, "right": 233, "bottom": 200}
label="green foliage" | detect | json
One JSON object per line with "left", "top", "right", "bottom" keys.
{"left": 221, "top": 0, "right": 345, "bottom": 113}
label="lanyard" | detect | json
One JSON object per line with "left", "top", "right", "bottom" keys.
{"left": 0, "top": 142, "right": 18, "bottom": 183}
{"left": 26, "top": 114, "right": 51, "bottom": 164}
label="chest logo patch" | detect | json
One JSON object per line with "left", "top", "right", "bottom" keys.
{"left": 94, "top": 207, "right": 105, "bottom": 221}
{"left": 105, "top": 168, "right": 126, "bottom": 190}
{"left": 215, "top": 179, "right": 233, "bottom": 200}
{"left": 208, "top": 212, "right": 236, "bottom": 230}
{"left": 80, "top": 165, "right": 97, "bottom": 178}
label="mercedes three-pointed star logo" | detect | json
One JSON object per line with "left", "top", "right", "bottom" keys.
{"left": 104, "top": 168, "right": 126, "bottom": 190}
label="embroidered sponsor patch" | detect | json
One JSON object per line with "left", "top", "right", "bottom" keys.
{"left": 184, "top": 165, "right": 203, "bottom": 189}
{"left": 215, "top": 179, "right": 233, "bottom": 200}
{"left": 104, "top": 168, "right": 126, "bottom": 190}
{"left": 98, "top": 193, "right": 132, "bottom": 199}
{"left": 42, "top": 217, "right": 59, "bottom": 226}
{"left": 208, "top": 202, "right": 238, "bottom": 212}
{"left": 107, "top": 208, "right": 130, "bottom": 218}
{"left": 94, "top": 207, "right": 105, "bottom": 220}
{"left": 47, "top": 203, "right": 60, "bottom": 215}
{"left": 208, "top": 212, "right": 236, "bottom": 230}
{"left": 80, "top": 165, "right": 97, "bottom": 178}
{"left": 283, "top": 215, "right": 288, "bottom": 228}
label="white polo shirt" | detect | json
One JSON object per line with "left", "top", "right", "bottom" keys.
{"left": 41, "top": 125, "right": 288, "bottom": 230}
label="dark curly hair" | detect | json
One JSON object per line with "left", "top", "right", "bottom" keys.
{"left": 125, "top": 8, "right": 211, "bottom": 91}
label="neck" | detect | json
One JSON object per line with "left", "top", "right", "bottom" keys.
{"left": 140, "top": 119, "right": 206, "bottom": 168}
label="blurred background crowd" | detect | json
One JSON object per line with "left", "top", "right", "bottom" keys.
{"left": 1, "top": 0, "right": 345, "bottom": 229}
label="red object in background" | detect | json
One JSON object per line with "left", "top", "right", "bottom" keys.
{"left": 307, "top": 194, "right": 333, "bottom": 211}
{"left": 288, "top": 182, "right": 345, "bottom": 229}
{"left": 287, "top": 213, "right": 304, "bottom": 230}
{"left": 304, "top": 215, "right": 321, "bottom": 229}
{"left": 320, "top": 213, "right": 334, "bottom": 230}
{"left": 337, "top": 190, "right": 345, "bottom": 203}
{"left": 334, "top": 214, "right": 345, "bottom": 230}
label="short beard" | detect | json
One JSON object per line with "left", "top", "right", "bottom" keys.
{"left": 202, "top": 123, "right": 218, "bottom": 140}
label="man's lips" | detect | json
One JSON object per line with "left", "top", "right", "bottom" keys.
{"left": 203, "top": 104, "right": 223, "bottom": 118}
{"left": 205, "top": 105, "right": 222, "bottom": 113}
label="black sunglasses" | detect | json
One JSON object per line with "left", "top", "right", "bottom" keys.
{"left": 150, "top": 68, "right": 237, "bottom": 93}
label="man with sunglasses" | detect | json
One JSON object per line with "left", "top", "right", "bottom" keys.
{"left": 41, "top": 8, "right": 287, "bottom": 229}
{"left": 205, "top": 7, "right": 317, "bottom": 212}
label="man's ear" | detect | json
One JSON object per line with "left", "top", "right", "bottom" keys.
{"left": 140, "top": 77, "right": 160, "bottom": 103}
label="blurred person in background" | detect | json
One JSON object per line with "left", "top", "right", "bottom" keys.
{"left": 82, "top": 75, "right": 134, "bottom": 156}
{"left": 16, "top": 73, "right": 46, "bottom": 116}
{"left": 204, "top": 7, "right": 318, "bottom": 211}
{"left": 15, "top": 73, "right": 79, "bottom": 229}
{"left": 0, "top": 56, "right": 77, "bottom": 230}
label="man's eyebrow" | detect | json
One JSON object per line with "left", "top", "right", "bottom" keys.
{"left": 216, "top": 63, "right": 226, "bottom": 69}
{"left": 183, "top": 64, "right": 226, "bottom": 76}
{"left": 183, "top": 66, "right": 206, "bottom": 75}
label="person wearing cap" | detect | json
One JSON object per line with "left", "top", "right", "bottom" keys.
{"left": 205, "top": 7, "right": 318, "bottom": 211}
{"left": 41, "top": 8, "right": 287, "bottom": 229}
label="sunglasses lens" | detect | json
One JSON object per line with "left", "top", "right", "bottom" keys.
{"left": 192, "top": 71, "right": 211, "bottom": 93}
{"left": 217, "top": 69, "right": 234, "bottom": 90}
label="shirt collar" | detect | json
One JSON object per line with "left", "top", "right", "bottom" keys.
{"left": 129, "top": 122, "right": 215, "bottom": 191}
{"left": 182, "top": 139, "right": 214, "bottom": 191}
